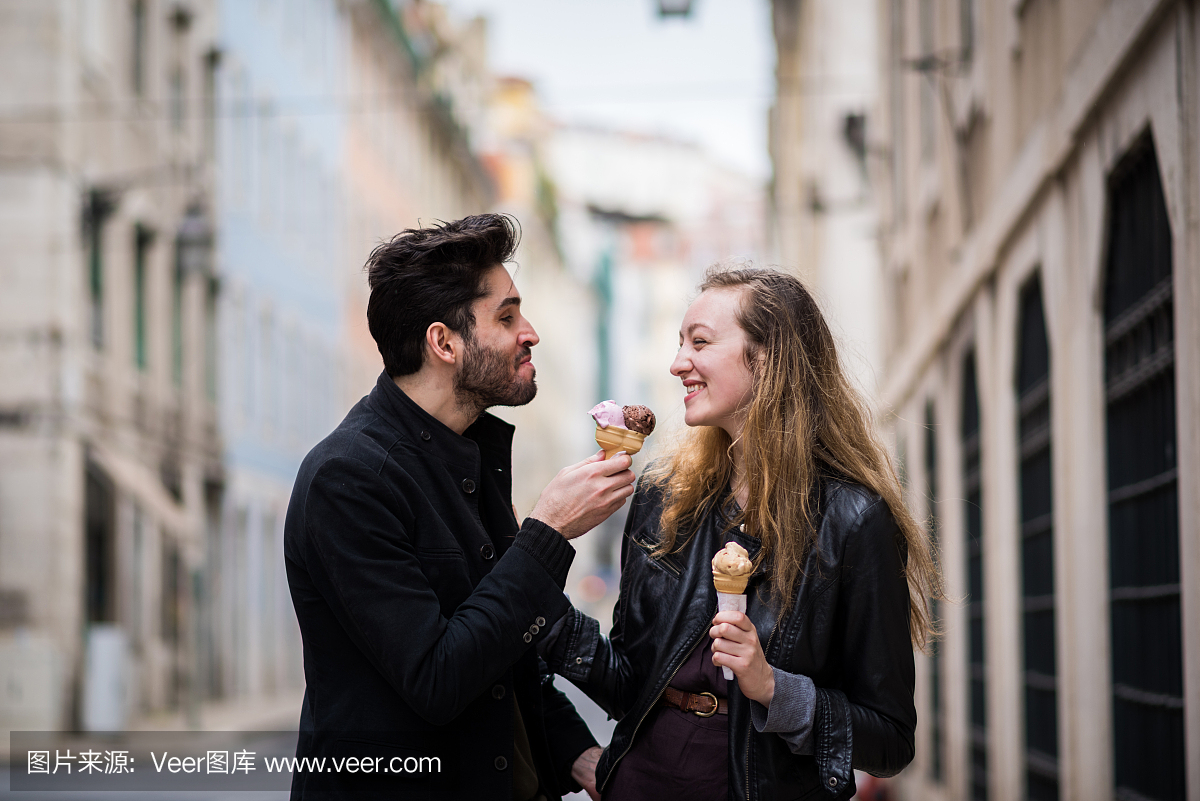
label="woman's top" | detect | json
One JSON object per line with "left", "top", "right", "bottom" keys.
{"left": 603, "top": 639, "right": 729, "bottom": 800}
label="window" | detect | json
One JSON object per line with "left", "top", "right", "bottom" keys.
{"left": 1104, "top": 137, "right": 1183, "bottom": 801}
{"left": 890, "top": 0, "right": 906, "bottom": 224}
{"left": 1017, "top": 275, "right": 1057, "bottom": 800}
{"left": 169, "top": 67, "right": 185, "bottom": 131}
{"left": 203, "top": 49, "right": 220, "bottom": 158}
{"left": 918, "top": 0, "right": 936, "bottom": 163}
{"left": 960, "top": 0, "right": 975, "bottom": 61}
{"left": 260, "top": 511, "right": 277, "bottom": 689}
{"left": 962, "top": 350, "right": 987, "bottom": 801}
{"left": 133, "top": 224, "right": 153, "bottom": 371}
{"left": 924, "top": 401, "right": 945, "bottom": 783}
{"left": 85, "top": 462, "right": 116, "bottom": 623}
{"left": 85, "top": 189, "right": 117, "bottom": 350}
{"left": 131, "top": 0, "right": 147, "bottom": 96}
{"left": 131, "top": 505, "right": 144, "bottom": 646}
{"left": 260, "top": 307, "right": 276, "bottom": 441}
{"left": 172, "top": 250, "right": 184, "bottom": 387}
{"left": 161, "top": 541, "right": 182, "bottom": 646}
{"left": 205, "top": 276, "right": 218, "bottom": 402}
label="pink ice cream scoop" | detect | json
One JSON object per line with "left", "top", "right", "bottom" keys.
{"left": 589, "top": 400, "right": 627, "bottom": 429}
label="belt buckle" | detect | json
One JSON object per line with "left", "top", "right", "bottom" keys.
{"left": 694, "top": 691, "right": 718, "bottom": 718}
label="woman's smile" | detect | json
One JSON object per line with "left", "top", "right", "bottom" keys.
{"left": 671, "top": 288, "right": 755, "bottom": 436}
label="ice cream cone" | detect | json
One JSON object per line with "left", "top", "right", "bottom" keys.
{"left": 711, "top": 541, "right": 754, "bottom": 679}
{"left": 712, "top": 574, "right": 750, "bottom": 594}
{"left": 595, "top": 425, "right": 646, "bottom": 459}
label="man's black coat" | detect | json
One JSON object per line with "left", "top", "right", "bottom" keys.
{"left": 284, "top": 372, "right": 597, "bottom": 799}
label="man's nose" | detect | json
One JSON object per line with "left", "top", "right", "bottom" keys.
{"left": 520, "top": 319, "right": 539, "bottom": 348}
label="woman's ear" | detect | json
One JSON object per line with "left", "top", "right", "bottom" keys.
{"left": 746, "top": 344, "right": 766, "bottom": 372}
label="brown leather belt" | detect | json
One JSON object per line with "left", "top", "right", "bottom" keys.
{"left": 660, "top": 687, "right": 728, "bottom": 717}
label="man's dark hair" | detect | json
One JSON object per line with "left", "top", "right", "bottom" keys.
{"left": 365, "top": 214, "right": 519, "bottom": 377}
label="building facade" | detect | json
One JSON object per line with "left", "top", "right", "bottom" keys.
{"left": 872, "top": 1, "right": 1199, "bottom": 800}
{"left": 477, "top": 76, "right": 594, "bottom": 524}
{"left": 339, "top": 0, "right": 493, "bottom": 406}
{"left": 548, "top": 124, "right": 766, "bottom": 605}
{"left": 206, "top": 0, "right": 348, "bottom": 709}
{"left": 0, "top": 0, "right": 222, "bottom": 731}
{"left": 770, "top": 0, "right": 885, "bottom": 393}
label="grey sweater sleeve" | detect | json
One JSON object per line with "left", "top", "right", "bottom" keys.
{"left": 749, "top": 667, "right": 817, "bottom": 755}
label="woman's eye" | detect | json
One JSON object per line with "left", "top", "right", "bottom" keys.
{"left": 692, "top": 339, "right": 707, "bottom": 346}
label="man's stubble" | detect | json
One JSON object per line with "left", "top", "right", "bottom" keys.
{"left": 453, "top": 331, "right": 537, "bottom": 415}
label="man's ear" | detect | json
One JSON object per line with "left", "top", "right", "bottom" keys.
{"left": 425, "top": 322, "right": 460, "bottom": 367}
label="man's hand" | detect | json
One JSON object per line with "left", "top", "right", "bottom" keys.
{"left": 570, "top": 745, "right": 603, "bottom": 800}
{"left": 529, "top": 451, "right": 635, "bottom": 540}
{"left": 710, "top": 611, "right": 775, "bottom": 706}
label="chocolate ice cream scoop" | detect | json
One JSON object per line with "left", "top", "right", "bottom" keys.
{"left": 622, "top": 405, "right": 656, "bottom": 435}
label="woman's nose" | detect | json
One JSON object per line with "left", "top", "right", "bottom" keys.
{"left": 670, "top": 348, "right": 689, "bottom": 377}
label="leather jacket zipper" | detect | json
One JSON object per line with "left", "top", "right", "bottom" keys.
{"left": 599, "top": 600, "right": 715, "bottom": 792}
{"left": 633, "top": 534, "right": 682, "bottom": 578}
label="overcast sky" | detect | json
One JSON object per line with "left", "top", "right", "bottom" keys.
{"left": 440, "top": 0, "right": 775, "bottom": 180}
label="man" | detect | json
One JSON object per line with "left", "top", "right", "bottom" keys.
{"left": 284, "top": 214, "right": 634, "bottom": 799}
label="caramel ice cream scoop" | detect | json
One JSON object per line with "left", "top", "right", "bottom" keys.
{"left": 712, "top": 541, "right": 753, "bottom": 594}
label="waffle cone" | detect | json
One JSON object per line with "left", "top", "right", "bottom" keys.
{"left": 595, "top": 426, "right": 646, "bottom": 459}
{"left": 713, "top": 574, "right": 749, "bottom": 594}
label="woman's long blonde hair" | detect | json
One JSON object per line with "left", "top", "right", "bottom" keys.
{"left": 647, "top": 266, "right": 941, "bottom": 650}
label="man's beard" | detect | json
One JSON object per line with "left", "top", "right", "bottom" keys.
{"left": 453, "top": 333, "right": 537, "bottom": 414}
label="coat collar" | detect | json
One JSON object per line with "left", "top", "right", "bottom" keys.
{"left": 368, "top": 371, "right": 515, "bottom": 469}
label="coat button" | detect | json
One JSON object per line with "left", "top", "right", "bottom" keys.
{"left": 480, "top": 544, "right": 495, "bottom": 560}
{"left": 535, "top": 616, "right": 546, "bottom": 627}
{"left": 420, "top": 430, "right": 431, "bottom": 441}
{"left": 828, "top": 776, "right": 838, "bottom": 787}
{"left": 529, "top": 624, "right": 540, "bottom": 635}
{"left": 523, "top": 632, "right": 532, "bottom": 643}
{"left": 462, "top": 478, "right": 476, "bottom": 493}
{"left": 494, "top": 756, "right": 508, "bottom": 771}
{"left": 491, "top": 684, "right": 505, "bottom": 700}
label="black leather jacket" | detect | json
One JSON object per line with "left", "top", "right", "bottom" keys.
{"left": 542, "top": 474, "right": 916, "bottom": 800}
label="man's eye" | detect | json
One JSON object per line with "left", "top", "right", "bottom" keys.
{"left": 501, "top": 316, "right": 514, "bottom": 323}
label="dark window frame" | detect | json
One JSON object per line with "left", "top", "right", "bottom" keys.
{"left": 962, "top": 349, "right": 987, "bottom": 801}
{"left": 1103, "top": 133, "right": 1183, "bottom": 801}
{"left": 131, "top": 0, "right": 147, "bottom": 96}
{"left": 133, "top": 224, "right": 154, "bottom": 371}
{"left": 925, "top": 401, "right": 945, "bottom": 784}
{"left": 1017, "top": 273, "right": 1059, "bottom": 801}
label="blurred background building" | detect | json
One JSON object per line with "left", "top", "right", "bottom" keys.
{"left": 0, "top": 0, "right": 223, "bottom": 732}
{"left": 546, "top": 123, "right": 765, "bottom": 606}
{"left": 340, "top": 0, "right": 494, "bottom": 403}
{"left": 770, "top": 0, "right": 884, "bottom": 394}
{"left": 207, "top": 0, "right": 346, "bottom": 719}
{"left": 857, "top": 0, "right": 1200, "bottom": 799}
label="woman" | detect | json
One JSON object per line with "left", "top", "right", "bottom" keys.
{"left": 542, "top": 267, "right": 940, "bottom": 800}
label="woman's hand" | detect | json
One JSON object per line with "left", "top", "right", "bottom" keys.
{"left": 709, "top": 611, "right": 775, "bottom": 706}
